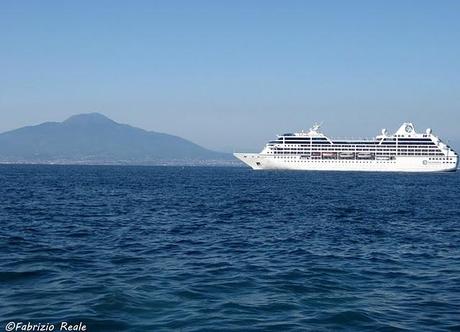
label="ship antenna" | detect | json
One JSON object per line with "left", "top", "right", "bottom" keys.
{"left": 310, "top": 122, "right": 323, "bottom": 132}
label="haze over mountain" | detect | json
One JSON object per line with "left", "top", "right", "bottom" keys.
{"left": 0, "top": 113, "right": 232, "bottom": 165}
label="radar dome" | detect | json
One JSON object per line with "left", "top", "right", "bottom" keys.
{"left": 381, "top": 129, "right": 388, "bottom": 136}
{"left": 426, "top": 128, "right": 432, "bottom": 135}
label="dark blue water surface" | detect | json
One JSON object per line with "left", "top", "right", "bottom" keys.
{"left": 1, "top": 165, "right": 459, "bottom": 331}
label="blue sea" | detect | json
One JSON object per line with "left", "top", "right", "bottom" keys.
{"left": 1, "top": 165, "right": 459, "bottom": 331}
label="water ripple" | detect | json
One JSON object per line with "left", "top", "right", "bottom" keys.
{"left": 0, "top": 165, "right": 459, "bottom": 331}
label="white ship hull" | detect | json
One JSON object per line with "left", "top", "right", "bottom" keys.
{"left": 234, "top": 153, "right": 458, "bottom": 172}
{"left": 235, "top": 123, "right": 458, "bottom": 172}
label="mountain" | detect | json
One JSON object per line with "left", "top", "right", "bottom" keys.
{"left": 0, "top": 113, "right": 233, "bottom": 165}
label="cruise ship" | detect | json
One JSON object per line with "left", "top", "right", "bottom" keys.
{"left": 234, "top": 123, "right": 458, "bottom": 172}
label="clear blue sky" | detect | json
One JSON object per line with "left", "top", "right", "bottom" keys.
{"left": 1, "top": 0, "right": 459, "bottom": 151}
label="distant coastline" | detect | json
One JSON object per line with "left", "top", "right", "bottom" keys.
{"left": 0, "top": 113, "right": 239, "bottom": 166}
{"left": 0, "top": 160, "right": 242, "bottom": 167}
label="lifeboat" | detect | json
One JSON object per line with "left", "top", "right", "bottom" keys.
{"left": 357, "top": 152, "right": 374, "bottom": 159}
{"left": 322, "top": 152, "right": 337, "bottom": 158}
{"left": 339, "top": 152, "right": 354, "bottom": 158}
